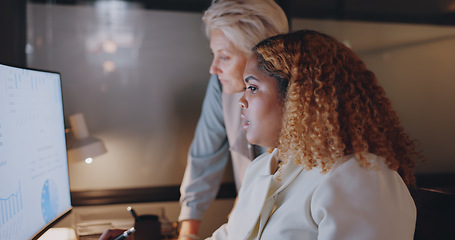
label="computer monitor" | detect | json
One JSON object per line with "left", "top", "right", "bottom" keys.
{"left": 0, "top": 63, "right": 72, "bottom": 239}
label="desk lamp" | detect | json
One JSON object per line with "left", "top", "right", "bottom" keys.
{"left": 66, "top": 113, "right": 107, "bottom": 164}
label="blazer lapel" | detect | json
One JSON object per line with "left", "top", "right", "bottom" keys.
{"left": 233, "top": 175, "right": 273, "bottom": 239}
{"left": 228, "top": 153, "right": 275, "bottom": 239}
{"left": 255, "top": 155, "right": 304, "bottom": 238}
{"left": 273, "top": 157, "right": 304, "bottom": 196}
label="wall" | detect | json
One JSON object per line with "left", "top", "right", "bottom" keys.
{"left": 0, "top": 0, "right": 26, "bottom": 67}
{"left": 27, "top": 3, "right": 455, "bottom": 193}
{"left": 27, "top": 3, "right": 233, "bottom": 191}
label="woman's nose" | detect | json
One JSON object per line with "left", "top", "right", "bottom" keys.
{"left": 209, "top": 59, "right": 221, "bottom": 75}
{"left": 239, "top": 93, "right": 248, "bottom": 108}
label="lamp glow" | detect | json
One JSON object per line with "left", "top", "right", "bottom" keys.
{"left": 67, "top": 113, "right": 107, "bottom": 163}
{"left": 85, "top": 158, "right": 93, "bottom": 164}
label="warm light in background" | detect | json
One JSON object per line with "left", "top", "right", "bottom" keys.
{"left": 67, "top": 113, "right": 107, "bottom": 163}
{"left": 103, "top": 60, "right": 116, "bottom": 73}
{"left": 85, "top": 158, "right": 93, "bottom": 164}
{"left": 102, "top": 39, "right": 118, "bottom": 53}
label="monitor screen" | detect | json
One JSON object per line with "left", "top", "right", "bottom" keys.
{"left": 0, "top": 63, "right": 72, "bottom": 239}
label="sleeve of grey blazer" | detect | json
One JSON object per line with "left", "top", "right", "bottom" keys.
{"left": 179, "top": 75, "right": 230, "bottom": 221}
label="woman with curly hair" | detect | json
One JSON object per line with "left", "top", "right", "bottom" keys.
{"left": 207, "top": 30, "right": 420, "bottom": 239}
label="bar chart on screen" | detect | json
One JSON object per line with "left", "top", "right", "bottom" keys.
{"left": 0, "top": 181, "right": 24, "bottom": 239}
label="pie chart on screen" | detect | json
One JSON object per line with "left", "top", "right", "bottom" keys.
{"left": 41, "top": 179, "right": 59, "bottom": 223}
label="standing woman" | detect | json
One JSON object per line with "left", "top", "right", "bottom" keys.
{"left": 179, "top": 0, "right": 288, "bottom": 239}
{"left": 208, "top": 30, "right": 421, "bottom": 239}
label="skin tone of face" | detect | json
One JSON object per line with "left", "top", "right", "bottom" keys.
{"left": 239, "top": 54, "right": 285, "bottom": 148}
{"left": 209, "top": 29, "right": 248, "bottom": 94}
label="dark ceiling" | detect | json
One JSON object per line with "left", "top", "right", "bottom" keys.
{"left": 29, "top": 0, "right": 455, "bottom": 26}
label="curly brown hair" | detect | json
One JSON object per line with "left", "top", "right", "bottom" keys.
{"left": 253, "top": 30, "right": 421, "bottom": 186}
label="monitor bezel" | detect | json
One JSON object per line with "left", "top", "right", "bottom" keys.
{"left": 31, "top": 208, "right": 73, "bottom": 240}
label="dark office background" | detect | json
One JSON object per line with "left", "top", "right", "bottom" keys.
{"left": 2, "top": 0, "right": 455, "bottom": 67}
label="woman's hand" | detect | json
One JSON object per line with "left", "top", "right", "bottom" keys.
{"left": 178, "top": 220, "right": 200, "bottom": 240}
{"left": 98, "top": 229, "right": 133, "bottom": 240}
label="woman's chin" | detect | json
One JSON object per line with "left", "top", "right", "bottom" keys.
{"left": 246, "top": 134, "right": 261, "bottom": 147}
{"left": 247, "top": 134, "right": 278, "bottom": 149}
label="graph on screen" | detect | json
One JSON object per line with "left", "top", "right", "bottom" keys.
{"left": 0, "top": 181, "right": 24, "bottom": 239}
{"left": 0, "top": 64, "right": 72, "bottom": 239}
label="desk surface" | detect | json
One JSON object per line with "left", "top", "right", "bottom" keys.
{"left": 45, "top": 199, "right": 234, "bottom": 239}
{"left": 37, "top": 228, "right": 77, "bottom": 240}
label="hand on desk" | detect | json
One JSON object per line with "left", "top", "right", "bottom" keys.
{"left": 98, "top": 221, "right": 191, "bottom": 240}
{"left": 99, "top": 229, "right": 133, "bottom": 240}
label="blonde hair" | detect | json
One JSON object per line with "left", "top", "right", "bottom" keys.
{"left": 203, "top": 0, "right": 289, "bottom": 54}
{"left": 254, "top": 30, "right": 422, "bottom": 186}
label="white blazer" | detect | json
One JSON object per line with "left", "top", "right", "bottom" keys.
{"left": 207, "top": 149, "right": 416, "bottom": 240}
